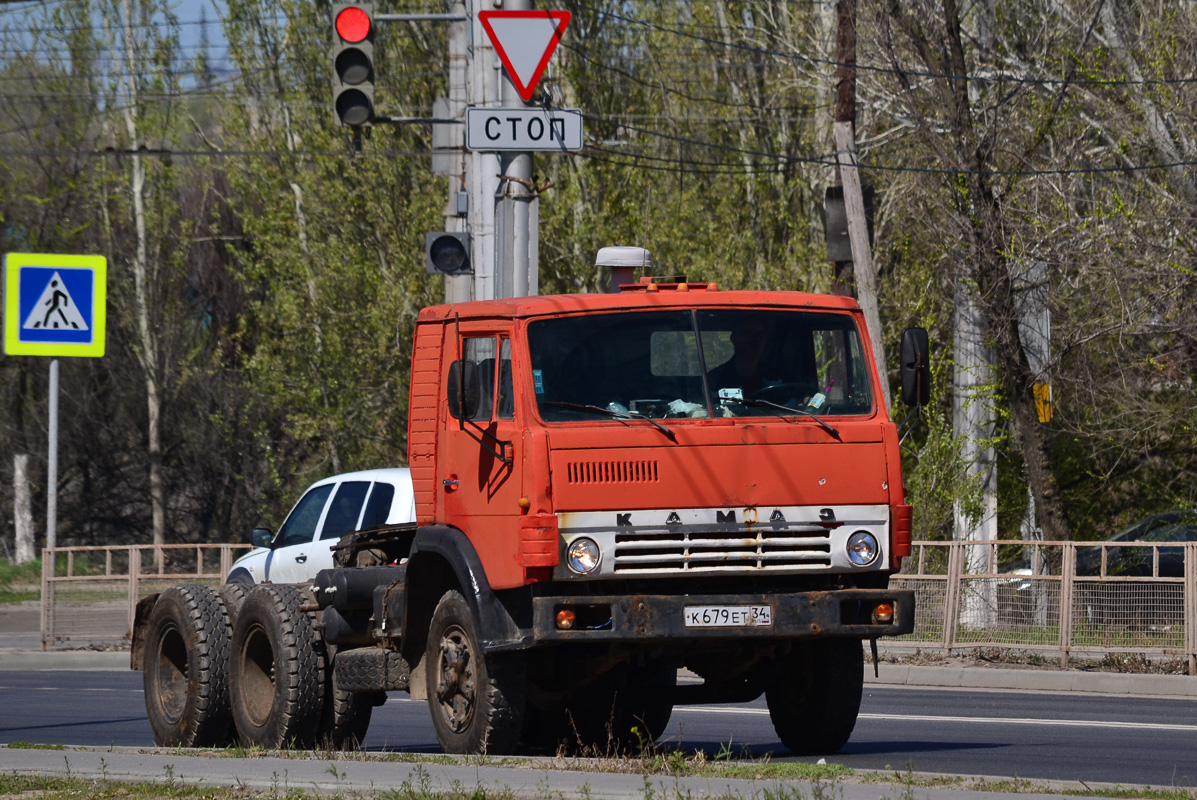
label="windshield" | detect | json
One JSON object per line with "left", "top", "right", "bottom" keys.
{"left": 527, "top": 309, "right": 873, "bottom": 421}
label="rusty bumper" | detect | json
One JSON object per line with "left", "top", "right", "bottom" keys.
{"left": 531, "top": 588, "right": 914, "bottom": 643}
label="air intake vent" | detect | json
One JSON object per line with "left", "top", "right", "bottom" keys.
{"left": 566, "top": 460, "right": 659, "bottom": 484}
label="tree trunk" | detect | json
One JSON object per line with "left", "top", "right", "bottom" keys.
{"left": 885, "top": 0, "right": 1073, "bottom": 540}
{"left": 13, "top": 454, "right": 35, "bottom": 565}
{"left": 115, "top": 0, "right": 166, "bottom": 563}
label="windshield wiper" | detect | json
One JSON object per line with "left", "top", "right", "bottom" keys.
{"left": 542, "top": 401, "right": 676, "bottom": 441}
{"left": 727, "top": 397, "right": 840, "bottom": 438}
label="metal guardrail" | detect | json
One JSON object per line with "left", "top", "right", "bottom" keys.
{"left": 38, "top": 539, "right": 1197, "bottom": 674}
{"left": 892, "top": 540, "right": 1197, "bottom": 674}
{"left": 40, "top": 544, "right": 252, "bottom": 650}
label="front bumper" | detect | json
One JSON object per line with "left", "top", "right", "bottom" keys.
{"left": 531, "top": 588, "right": 914, "bottom": 643}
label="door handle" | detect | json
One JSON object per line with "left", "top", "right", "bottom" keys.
{"left": 295, "top": 554, "right": 308, "bottom": 564}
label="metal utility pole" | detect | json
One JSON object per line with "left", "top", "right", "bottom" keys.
{"left": 440, "top": 1, "right": 471, "bottom": 304}
{"left": 494, "top": 0, "right": 538, "bottom": 299}
{"left": 829, "top": 0, "right": 890, "bottom": 409}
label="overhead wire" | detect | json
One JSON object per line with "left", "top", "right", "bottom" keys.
{"left": 0, "top": 3, "right": 1192, "bottom": 177}
{"left": 570, "top": 0, "right": 1197, "bottom": 88}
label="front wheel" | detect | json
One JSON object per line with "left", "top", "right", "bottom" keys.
{"left": 766, "top": 639, "right": 863, "bottom": 755}
{"left": 425, "top": 590, "right": 525, "bottom": 754}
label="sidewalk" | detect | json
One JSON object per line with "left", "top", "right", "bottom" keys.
{"left": 0, "top": 745, "right": 1099, "bottom": 800}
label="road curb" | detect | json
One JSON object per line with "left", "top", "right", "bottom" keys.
{"left": 0, "top": 649, "right": 129, "bottom": 671}
{"left": 867, "top": 663, "right": 1197, "bottom": 696}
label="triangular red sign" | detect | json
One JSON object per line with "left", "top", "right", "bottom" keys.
{"left": 479, "top": 10, "right": 571, "bottom": 103}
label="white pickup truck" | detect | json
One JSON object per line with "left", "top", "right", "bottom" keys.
{"left": 226, "top": 468, "right": 415, "bottom": 586}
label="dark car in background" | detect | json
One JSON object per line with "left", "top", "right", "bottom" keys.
{"left": 1075, "top": 510, "right": 1197, "bottom": 578}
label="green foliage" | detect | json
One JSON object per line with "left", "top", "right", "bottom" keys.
{"left": 2, "top": 0, "right": 1197, "bottom": 551}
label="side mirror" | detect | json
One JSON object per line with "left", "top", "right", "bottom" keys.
{"left": 899, "top": 327, "right": 932, "bottom": 407}
{"left": 447, "top": 359, "right": 481, "bottom": 420}
{"left": 250, "top": 528, "right": 273, "bottom": 548}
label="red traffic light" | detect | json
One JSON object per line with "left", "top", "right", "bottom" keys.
{"left": 335, "top": 6, "right": 371, "bottom": 43}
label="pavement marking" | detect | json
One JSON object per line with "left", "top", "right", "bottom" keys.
{"left": 675, "top": 706, "right": 1197, "bottom": 732}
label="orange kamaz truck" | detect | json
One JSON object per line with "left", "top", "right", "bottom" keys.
{"left": 133, "top": 251, "right": 928, "bottom": 757}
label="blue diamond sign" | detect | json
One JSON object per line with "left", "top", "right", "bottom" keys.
{"left": 3, "top": 253, "right": 107, "bottom": 357}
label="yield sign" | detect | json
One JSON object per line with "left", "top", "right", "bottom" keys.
{"left": 479, "top": 10, "right": 571, "bottom": 103}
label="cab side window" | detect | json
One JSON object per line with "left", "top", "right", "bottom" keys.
{"left": 463, "top": 337, "right": 496, "bottom": 421}
{"left": 275, "top": 484, "right": 334, "bottom": 548}
{"left": 497, "top": 338, "right": 514, "bottom": 420}
{"left": 320, "top": 481, "right": 371, "bottom": 540}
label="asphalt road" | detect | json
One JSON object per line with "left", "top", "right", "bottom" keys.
{"left": 1, "top": 670, "right": 1195, "bottom": 787}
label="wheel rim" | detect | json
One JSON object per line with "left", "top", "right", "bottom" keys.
{"left": 239, "top": 622, "right": 276, "bottom": 728}
{"left": 433, "top": 624, "right": 476, "bottom": 733}
{"left": 154, "top": 621, "right": 188, "bottom": 725}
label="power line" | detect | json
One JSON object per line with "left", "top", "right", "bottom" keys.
{"left": 572, "top": 1, "right": 1197, "bottom": 89}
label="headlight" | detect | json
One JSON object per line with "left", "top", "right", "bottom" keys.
{"left": 566, "top": 537, "right": 601, "bottom": 574}
{"left": 846, "top": 531, "right": 879, "bottom": 566}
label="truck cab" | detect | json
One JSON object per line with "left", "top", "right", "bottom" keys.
{"left": 393, "top": 276, "right": 917, "bottom": 753}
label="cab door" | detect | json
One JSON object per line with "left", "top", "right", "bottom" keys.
{"left": 439, "top": 331, "right": 525, "bottom": 588}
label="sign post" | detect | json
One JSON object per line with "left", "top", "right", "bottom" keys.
{"left": 468, "top": 7, "right": 575, "bottom": 301}
{"left": 3, "top": 252, "right": 108, "bottom": 551}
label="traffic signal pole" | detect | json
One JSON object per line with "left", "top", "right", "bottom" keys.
{"left": 336, "top": 2, "right": 545, "bottom": 302}
{"left": 443, "top": 0, "right": 471, "bottom": 304}
{"left": 493, "top": 0, "right": 538, "bottom": 300}
{"left": 467, "top": 1, "right": 499, "bottom": 302}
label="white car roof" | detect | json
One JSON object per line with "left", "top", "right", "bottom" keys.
{"left": 303, "top": 467, "right": 414, "bottom": 525}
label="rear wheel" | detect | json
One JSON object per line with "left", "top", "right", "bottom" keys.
{"left": 425, "top": 590, "right": 525, "bottom": 754}
{"left": 218, "top": 582, "right": 249, "bottom": 626}
{"left": 142, "top": 585, "right": 234, "bottom": 747}
{"left": 229, "top": 585, "right": 324, "bottom": 749}
{"left": 766, "top": 639, "right": 863, "bottom": 754}
{"left": 317, "top": 660, "right": 375, "bottom": 750}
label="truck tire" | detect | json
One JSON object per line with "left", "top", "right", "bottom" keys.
{"left": 766, "top": 639, "right": 863, "bottom": 755}
{"left": 218, "top": 582, "right": 249, "bottom": 626}
{"left": 230, "top": 584, "right": 324, "bottom": 749}
{"left": 425, "top": 590, "right": 526, "bottom": 754}
{"left": 318, "top": 666, "right": 375, "bottom": 750}
{"left": 562, "top": 665, "right": 675, "bottom": 752}
{"left": 142, "top": 584, "right": 235, "bottom": 747}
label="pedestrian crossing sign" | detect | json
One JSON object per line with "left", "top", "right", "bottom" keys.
{"left": 3, "top": 253, "right": 107, "bottom": 357}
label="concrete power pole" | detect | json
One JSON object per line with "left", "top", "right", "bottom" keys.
{"left": 830, "top": 0, "right": 890, "bottom": 409}
{"left": 956, "top": 0, "right": 999, "bottom": 628}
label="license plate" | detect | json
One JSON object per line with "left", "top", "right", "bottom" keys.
{"left": 683, "top": 604, "right": 773, "bottom": 628}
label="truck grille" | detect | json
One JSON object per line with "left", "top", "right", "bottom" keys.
{"left": 612, "top": 527, "right": 832, "bottom": 573}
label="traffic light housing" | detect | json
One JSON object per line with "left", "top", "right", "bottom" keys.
{"left": 425, "top": 232, "right": 471, "bottom": 275}
{"left": 332, "top": 4, "right": 375, "bottom": 127}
